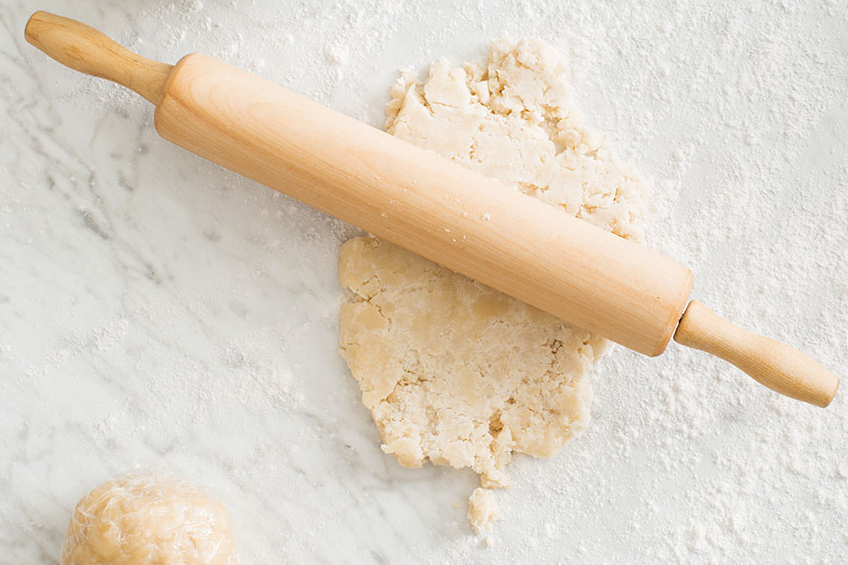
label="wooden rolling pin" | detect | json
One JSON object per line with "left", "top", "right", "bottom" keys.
{"left": 25, "top": 11, "right": 840, "bottom": 407}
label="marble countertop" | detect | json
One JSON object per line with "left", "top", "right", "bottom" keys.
{"left": 3, "top": 1, "right": 848, "bottom": 563}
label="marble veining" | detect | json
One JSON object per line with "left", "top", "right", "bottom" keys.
{"left": 2, "top": 1, "right": 848, "bottom": 563}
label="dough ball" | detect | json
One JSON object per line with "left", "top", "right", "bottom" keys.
{"left": 339, "top": 38, "right": 648, "bottom": 530}
{"left": 60, "top": 474, "right": 239, "bottom": 565}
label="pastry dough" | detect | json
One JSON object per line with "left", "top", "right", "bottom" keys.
{"left": 60, "top": 474, "right": 238, "bottom": 565}
{"left": 338, "top": 39, "right": 646, "bottom": 533}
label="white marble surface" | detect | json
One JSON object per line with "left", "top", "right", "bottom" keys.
{"left": 2, "top": 0, "right": 848, "bottom": 563}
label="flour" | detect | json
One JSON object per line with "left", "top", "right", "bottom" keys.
{"left": 18, "top": 0, "right": 847, "bottom": 562}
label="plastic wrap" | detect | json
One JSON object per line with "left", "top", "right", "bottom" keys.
{"left": 60, "top": 473, "right": 239, "bottom": 565}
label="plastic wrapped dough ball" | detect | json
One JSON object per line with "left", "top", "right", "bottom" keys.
{"left": 60, "top": 474, "right": 239, "bottom": 565}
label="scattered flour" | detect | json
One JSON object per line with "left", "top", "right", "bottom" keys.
{"left": 8, "top": 0, "right": 847, "bottom": 562}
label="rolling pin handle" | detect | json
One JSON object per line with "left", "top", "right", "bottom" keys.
{"left": 24, "top": 11, "right": 173, "bottom": 105}
{"left": 674, "top": 301, "right": 840, "bottom": 407}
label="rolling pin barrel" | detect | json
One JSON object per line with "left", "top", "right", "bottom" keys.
{"left": 153, "top": 52, "right": 694, "bottom": 357}
{"left": 24, "top": 11, "right": 840, "bottom": 407}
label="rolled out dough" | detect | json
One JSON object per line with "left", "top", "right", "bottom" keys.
{"left": 338, "top": 39, "right": 647, "bottom": 533}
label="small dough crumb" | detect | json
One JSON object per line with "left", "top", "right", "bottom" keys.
{"left": 468, "top": 487, "right": 502, "bottom": 534}
{"left": 60, "top": 473, "right": 238, "bottom": 565}
{"left": 339, "top": 38, "right": 647, "bottom": 532}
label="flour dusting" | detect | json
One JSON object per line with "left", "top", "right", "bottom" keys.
{"left": 6, "top": 0, "right": 847, "bottom": 563}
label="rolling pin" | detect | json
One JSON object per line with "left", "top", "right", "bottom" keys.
{"left": 24, "top": 11, "right": 840, "bottom": 407}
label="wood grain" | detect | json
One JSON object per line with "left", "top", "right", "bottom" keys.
{"left": 154, "top": 53, "right": 695, "bottom": 356}
{"left": 25, "top": 11, "right": 172, "bottom": 104}
{"left": 674, "top": 301, "right": 839, "bottom": 406}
